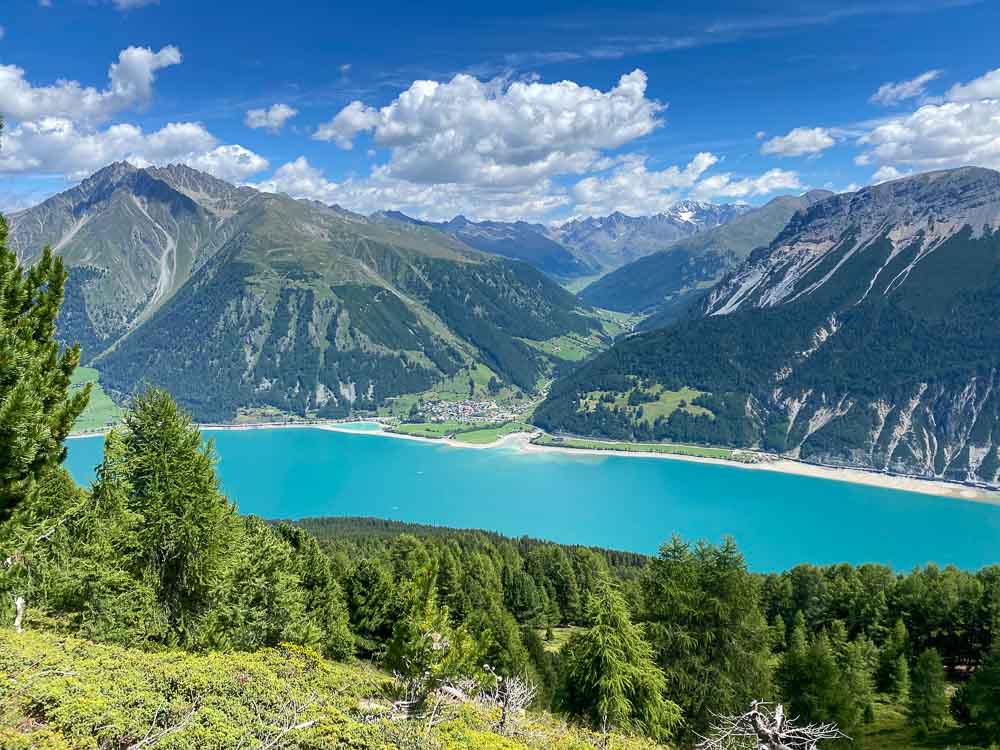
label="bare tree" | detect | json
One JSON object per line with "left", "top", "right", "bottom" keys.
{"left": 697, "top": 702, "right": 845, "bottom": 750}
{"left": 480, "top": 666, "right": 537, "bottom": 737}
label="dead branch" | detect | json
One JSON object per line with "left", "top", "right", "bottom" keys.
{"left": 697, "top": 701, "right": 846, "bottom": 750}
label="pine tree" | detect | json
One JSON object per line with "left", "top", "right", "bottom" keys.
{"left": 563, "top": 578, "right": 680, "bottom": 740}
{"left": 909, "top": 648, "right": 948, "bottom": 737}
{"left": 877, "top": 618, "right": 910, "bottom": 693}
{"left": 892, "top": 654, "right": 910, "bottom": 700}
{"left": 0, "top": 208, "right": 90, "bottom": 524}
{"left": 641, "top": 536, "right": 773, "bottom": 740}
{"left": 960, "top": 645, "right": 1000, "bottom": 742}
{"left": 110, "top": 388, "right": 236, "bottom": 643}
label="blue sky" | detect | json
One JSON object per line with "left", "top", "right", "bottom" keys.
{"left": 1, "top": 0, "right": 998, "bottom": 221}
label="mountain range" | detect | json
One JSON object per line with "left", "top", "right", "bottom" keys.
{"left": 7, "top": 163, "right": 606, "bottom": 422}
{"left": 579, "top": 190, "right": 833, "bottom": 328}
{"left": 534, "top": 167, "right": 1000, "bottom": 485}
{"left": 377, "top": 201, "right": 749, "bottom": 280}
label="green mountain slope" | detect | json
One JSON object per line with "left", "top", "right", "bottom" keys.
{"left": 29, "top": 168, "right": 602, "bottom": 422}
{"left": 535, "top": 168, "right": 1000, "bottom": 485}
{"left": 7, "top": 163, "right": 258, "bottom": 359}
{"left": 578, "top": 191, "right": 832, "bottom": 325}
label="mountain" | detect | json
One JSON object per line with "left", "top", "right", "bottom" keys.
{"left": 554, "top": 202, "right": 751, "bottom": 272}
{"left": 534, "top": 167, "right": 1000, "bottom": 486}
{"left": 8, "top": 163, "right": 605, "bottom": 422}
{"left": 373, "top": 212, "right": 592, "bottom": 278}
{"left": 376, "top": 202, "right": 749, "bottom": 282}
{"left": 578, "top": 191, "right": 833, "bottom": 327}
{"left": 6, "top": 163, "right": 258, "bottom": 358}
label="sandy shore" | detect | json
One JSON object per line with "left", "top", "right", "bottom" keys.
{"left": 68, "top": 421, "right": 1000, "bottom": 504}
{"left": 518, "top": 437, "right": 1000, "bottom": 504}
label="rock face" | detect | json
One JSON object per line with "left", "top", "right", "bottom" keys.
{"left": 379, "top": 202, "right": 751, "bottom": 280}
{"left": 553, "top": 202, "right": 751, "bottom": 272}
{"left": 535, "top": 167, "right": 1000, "bottom": 486}
{"left": 579, "top": 191, "right": 832, "bottom": 322}
{"left": 9, "top": 163, "right": 602, "bottom": 422}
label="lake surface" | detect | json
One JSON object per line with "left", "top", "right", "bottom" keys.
{"left": 65, "top": 427, "right": 1000, "bottom": 572}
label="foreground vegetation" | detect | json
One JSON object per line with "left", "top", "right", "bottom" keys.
{"left": 1, "top": 214, "right": 999, "bottom": 749}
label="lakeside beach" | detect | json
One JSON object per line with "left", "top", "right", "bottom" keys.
{"left": 68, "top": 419, "right": 1000, "bottom": 504}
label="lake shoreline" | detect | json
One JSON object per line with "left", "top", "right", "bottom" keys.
{"left": 68, "top": 420, "right": 1000, "bottom": 504}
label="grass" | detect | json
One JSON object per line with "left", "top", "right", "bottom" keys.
{"left": 580, "top": 386, "right": 712, "bottom": 424}
{"left": 0, "top": 630, "right": 664, "bottom": 750}
{"left": 391, "top": 421, "right": 533, "bottom": 444}
{"left": 533, "top": 433, "right": 744, "bottom": 462}
{"left": 860, "top": 693, "right": 987, "bottom": 750}
{"left": 69, "top": 367, "right": 123, "bottom": 433}
{"left": 452, "top": 422, "right": 533, "bottom": 444}
{"left": 536, "top": 626, "right": 585, "bottom": 654}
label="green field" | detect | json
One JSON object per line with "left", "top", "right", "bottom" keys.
{"left": 391, "top": 420, "right": 533, "bottom": 444}
{"left": 452, "top": 421, "right": 533, "bottom": 444}
{"left": 580, "top": 385, "right": 712, "bottom": 424}
{"left": 861, "top": 694, "right": 986, "bottom": 750}
{"left": 70, "top": 367, "right": 123, "bottom": 433}
{"left": 533, "top": 433, "right": 744, "bottom": 461}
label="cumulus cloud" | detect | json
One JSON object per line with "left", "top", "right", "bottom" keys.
{"left": 314, "top": 101, "right": 379, "bottom": 148}
{"left": 946, "top": 67, "right": 1000, "bottom": 102}
{"left": 857, "top": 99, "right": 1000, "bottom": 171}
{"left": 760, "top": 127, "right": 836, "bottom": 157}
{"left": 856, "top": 66, "right": 1000, "bottom": 173}
{"left": 870, "top": 70, "right": 942, "bottom": 106}
{"left": 0, "top": 45, "right": 181, "bottom": 125}
{"left": 313, "top": 69, "right": 664, "bottom": 187}
{"left": 254, "top": 156, "right": 569, "bottom": 222}
{"left": 690, "top": 169, "right": 802, "bottom": 201}
{"left": 244, "top": 103, "right": 298, "bottom": 133}
{"left": 0, "top": 118, "right": 268, "bottom": 182}
{"left": 569, "top": 152, "right": 719, "bottom": 216}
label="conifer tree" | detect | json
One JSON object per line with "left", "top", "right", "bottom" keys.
{"left": 958, "top": 645, "right": 1000, "bottom": 742}
{"left": 563, "top": 578, "right": 680, "bottom": 740}
{"left": 0, "top": 206, "right": 90, "bottom": 524}
{"left": 893, "top": 653, "right": 911, "bottom": 700}
{"left": 641, "top": 536, "right": 773, "bottom": 740}
{"left": 111, "top": 388, "right": 235, "bottom": 643}
{"left": 909, "top": 648, "right": 948, "bottom": 737}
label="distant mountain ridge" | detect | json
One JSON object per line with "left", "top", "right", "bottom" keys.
{"left": 376, "top": 202, "right": 750, "bottom": 280}
{"left": 579, "top": 190, "right": 833, "bottom": 328}
{"left": 7, "top": 163, "right": 605, "bottom": 422}
{"left": 535, "top": 167, "right": 1000, "bottom": 486}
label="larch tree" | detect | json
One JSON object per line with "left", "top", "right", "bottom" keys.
{"left": 908, "top": 648, "right": 949, "bottom": 737}
{"left": 563, "top": 577, "right": 681, "bottom": 740}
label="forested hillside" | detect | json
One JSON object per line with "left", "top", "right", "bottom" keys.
{"left": 537, "top": 168, "right": 1000, "bottom": 485}
{"left": 2, "top": 211, "right": 1000, "bottom": 749}
{"left": 579, "top": 191, "right": 832, "bottom": 327}
{"left": 8, "top": 163, "right": 606, "bottom": 423}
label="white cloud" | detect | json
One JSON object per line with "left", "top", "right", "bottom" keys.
{"left": 339, "top": 63, "right": 352, "bottom": 75}
{"left": 857, "top": 99, "right": 1000, "bottom": 171}
{"left": 313, "top": 69, "right": 664, "bottom": 188}
{"left": 0, "top": 45, "right": 181, "bottom": 125}
{"left": 760, "top": 127, "right": 836, "bottom": 157}
{"left": 0, "top": 118, "right": 268, "bottom": 182}
{"left": 690, "top": 169, "right": 802, "bottom": 200}
{"left": 872, "top": 165, "right": 909, "bottom": 183}
{"left": 857, "top": 66, "right": 1000, "bottom": 173}
{"left": 314, "top": 101, "right": 380, "bottom": 149}
{"left": 569, "top": 152, "right": 718, "bottom": 216}
{"left": 254, "top": 156, "right": 570, "bottom": 222}
{"left": 244, "top": 103, "right": 298, "bottom": 133}
{"left": 946, "top": 67, "right": 1000, "bottom": 102}
{"left": 870, "top": 70, "right": 942, "bottom": 106}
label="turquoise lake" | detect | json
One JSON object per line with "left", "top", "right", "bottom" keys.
{"left": 64, "top": 427, "right": 1000, "bottom": 572}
